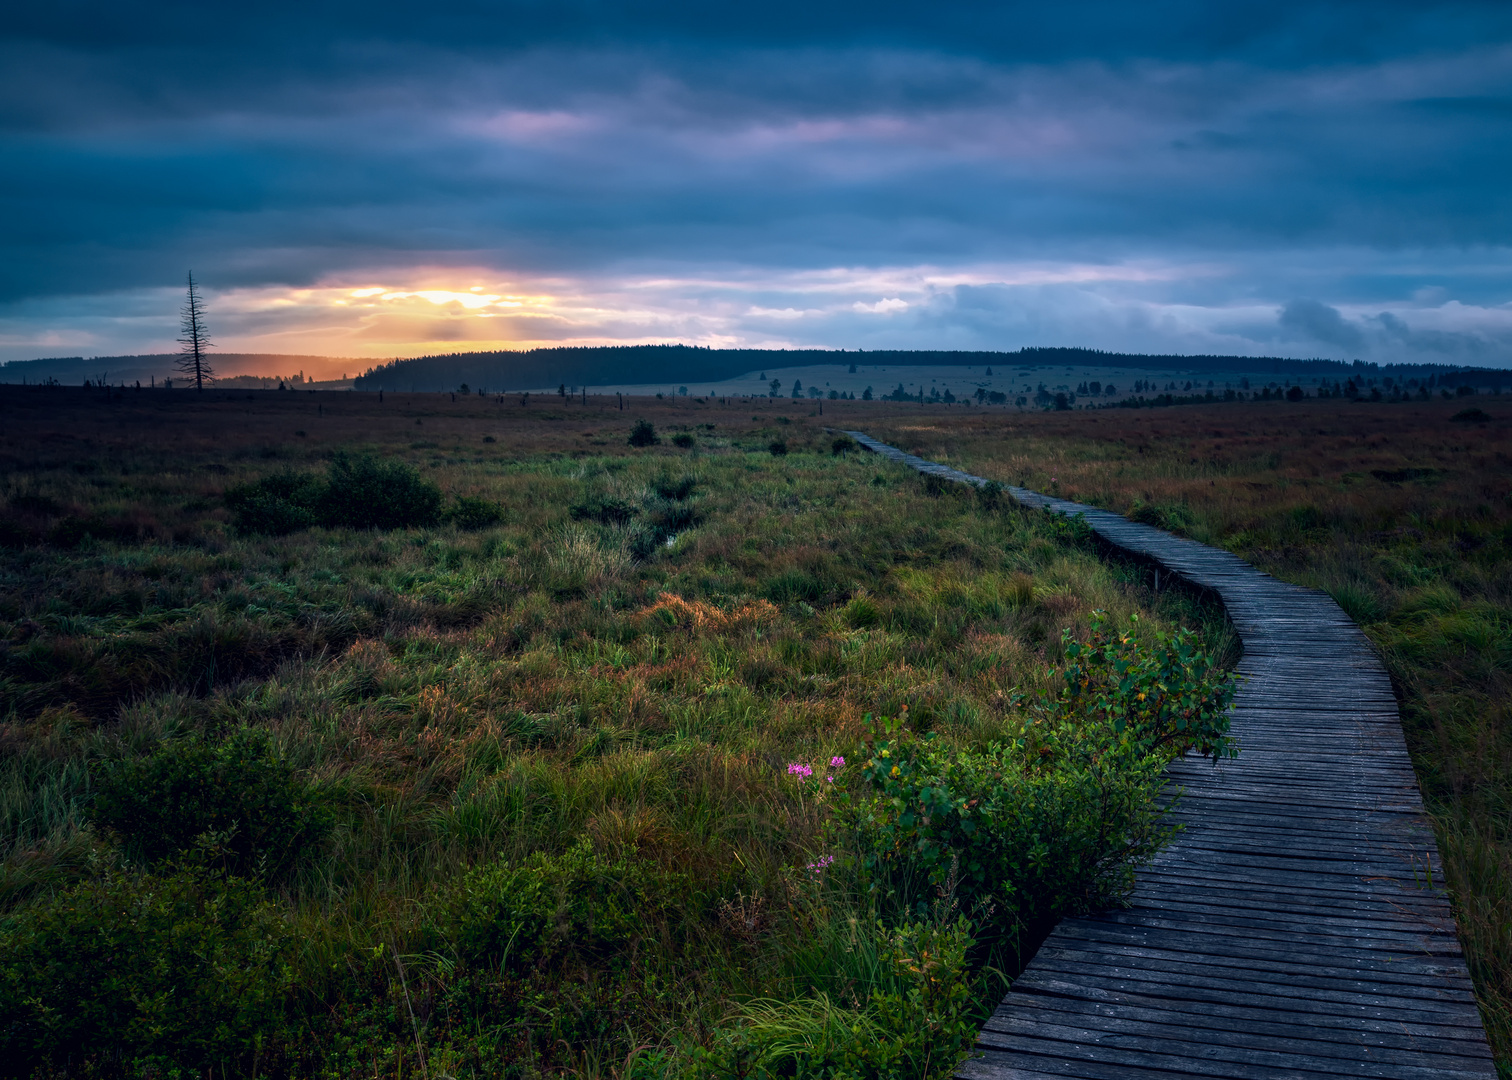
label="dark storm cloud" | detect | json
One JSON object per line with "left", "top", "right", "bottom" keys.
{"left": 3, "top": 1, "right": 1511, "bottom": 362}
{"left": 1280, "top": 299, "right": 1366, "bottom": 350}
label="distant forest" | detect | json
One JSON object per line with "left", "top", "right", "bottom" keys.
{"left": 5, "top": 345, "right": 1508, "bottom": 392}
{"left": 350, "top": 344, "right": 1512, "bottom": 393}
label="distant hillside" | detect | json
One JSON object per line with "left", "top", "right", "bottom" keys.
{"left": 352, "top": 344, "right": 1512, "bottom": 392}
{"left": 0, "top": 353, "right": 364, "bottom": 385}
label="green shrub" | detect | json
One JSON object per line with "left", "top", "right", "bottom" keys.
{"left": 1047, "top": 612, "right": 1237, "bottom": 760}
{"left": 447, "top": 494, "right": 506, "bottom": 530}
{"left": 225, "top": 489, "right": 318, "bottom": 535}
{"left": 831, "top": 436, "right": 858, "bottom": 456}
{"left": 671, "top": 432, "right": 696, "bottom": 449}
{"left": 88, "top": 728, "right": 333, "bottom": 879}
{"left": 320, "top": 452, "right": 442, "bottom": 530}
{"left": 226, "top": 455, "right": 442, "bottom": 534}
{"left": 769, "top": 440, "right": 788, "bottom": 456}
{"left": 840, "top": 614, "right": 1235, "bottom": 926}
{"left": 0, "top": 868, "right": 296, "bottom": 1074}
{"left": 434, "top": 839, "right": 685, "bottom": 971}
{"left": 843, "top": 716, "right": 1168, "bottom": 928}
{"left": 628, "top": 419, "right": 658, "bottom": 447}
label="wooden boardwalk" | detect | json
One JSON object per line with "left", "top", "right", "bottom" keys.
{"left": 843, "top": 431, "right": 1497, "bottom": 1080}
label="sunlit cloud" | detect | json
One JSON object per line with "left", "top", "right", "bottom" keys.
{"left": 5, "top": 253, "right": 1511, "bottom": 371}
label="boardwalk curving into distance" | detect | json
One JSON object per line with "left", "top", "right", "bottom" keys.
{"left": 842, "top": 431, "right": 1497, "bottom": 1080}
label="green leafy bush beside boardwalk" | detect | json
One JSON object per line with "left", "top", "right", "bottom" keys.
{"left": 0, "top": 423, "right": 1233, "bottom": 1079}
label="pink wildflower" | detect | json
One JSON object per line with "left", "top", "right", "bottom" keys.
{"left": 786, "top": 762, "right": 813, "bottom": 779}
{"left": 829, "top": 756, "right": 845, "bottom": 768}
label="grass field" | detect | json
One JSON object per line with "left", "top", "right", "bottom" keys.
{"left": 0, "top": 387, "right": 1237, "bottom": 1078}
{"left": 864, "top": 395, "right": 1512, "bottom": 1073}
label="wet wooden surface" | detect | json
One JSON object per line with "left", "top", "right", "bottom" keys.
{"left": 844, "top": 431, "right": 1496, "bottom": 1079}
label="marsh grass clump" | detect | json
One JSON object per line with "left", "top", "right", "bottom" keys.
{"left": 652, "top": 473, "right": 698, "bottom": 500}
{"left": 569, "top": 492, "right": 636, "bottom": 525}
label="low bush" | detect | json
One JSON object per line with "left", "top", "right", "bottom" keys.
{"left": 628, "top": 419, "right": 658, "bottom": 447}
{"left": 321, "top": 452, "right": 442, "bottom": 530}
{"left": 843, "top": 716, "right": 1169, "bottom": 931}
{"left": 225, "top": 454, "right": 442, "bottom": 534}
{"left": 88, "top": 728, "right": 334, "bottom": 879}
{"left": 446, "top": 494, "right": 506, "bottom": 530}
{"left": 672, "top": 432, "right": 696, "bottom": 448}
{"left": 839, "top": 614, "right": 1236, "bottom": 931}
{"left": 433, "top": 839, "right": 688, "bottom": 971}
{"left": 0, "top": 868, "right": 296, "bottom": 1074}
{"left": 225, "top": 489, "right": 317, "bottom": 535}
{"left": 1046, "top": 612, "right": 1237, "bottom": 760}
{"left": 769, "top": 439, "right": 788, "bottom": 456}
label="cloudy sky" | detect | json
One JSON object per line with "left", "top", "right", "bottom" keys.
{"left": 3, "top": 1, "right": 1511, "bottom": 366}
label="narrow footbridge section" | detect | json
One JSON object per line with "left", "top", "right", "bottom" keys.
{"left": 844, "top": 431, "right": 1496, "bottom": 1080}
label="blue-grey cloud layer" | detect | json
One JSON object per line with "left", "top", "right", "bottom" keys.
{"left": 3, "top": 1, "right": 1511, "bottom": 363}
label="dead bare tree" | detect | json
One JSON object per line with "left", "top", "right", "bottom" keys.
{"left": 176, "top": 271, "right": 215, "bottom": 391}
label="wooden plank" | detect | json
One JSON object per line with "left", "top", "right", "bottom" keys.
{"left": 837, "top": 433, "right": 1498, "bottom": 1080}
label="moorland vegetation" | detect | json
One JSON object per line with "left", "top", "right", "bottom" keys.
{"left": 0, "top": 390, "right": 1235, "bottom": 1079}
